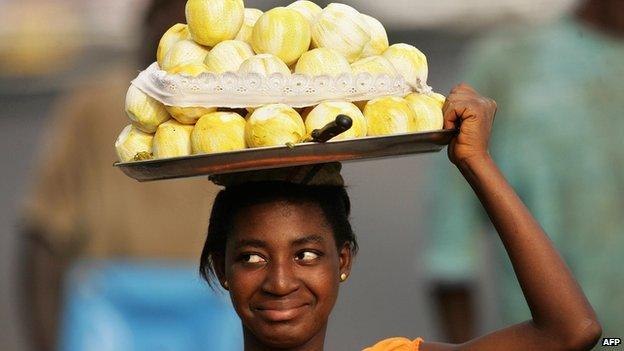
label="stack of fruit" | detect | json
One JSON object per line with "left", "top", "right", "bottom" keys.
{"left": 116, "top": 0, "right": 447, "bottom": 163}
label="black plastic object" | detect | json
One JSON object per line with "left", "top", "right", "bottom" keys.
{"left": 310, "top": 115, "right": 353, "bottom": 142}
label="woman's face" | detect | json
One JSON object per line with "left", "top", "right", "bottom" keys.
{"left": 220, "top": 200, "right": 352, "bottom": 349}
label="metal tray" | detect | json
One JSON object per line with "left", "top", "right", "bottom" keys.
{"left": 115, "top": 129, "right": 456, "bottom": 182}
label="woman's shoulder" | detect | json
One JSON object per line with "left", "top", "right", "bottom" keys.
{"left": 362, "top": 337, "right": 423, "bottom": 351}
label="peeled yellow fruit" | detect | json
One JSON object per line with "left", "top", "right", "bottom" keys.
{"left": 125, "top": 85, "right": 170, "bottom": 133}
{"left": 115, "top": 125, "right": 154, "bottom": 162}
{"left": 246, "top": 104, "right": 306, "bottom": 147}
{"left": 286, "top": 1, "right": 322, "bottom": 25}
{"left": 153, "top": 120, "right": 194, "bottom": 159}
{"left": 351, "top": 55, "right": 397, "bottom": 75}
{"left": 235, "top": 8, "right": 264, "bottom": 45}
{"left": 157, "top": 24, "right": 191, "bottom": 67}
{"left": 430, "top": 92, "right": 446, "bottom": 109}
{"left": 251, "top": 7, "right": 311, "bottom": 66}
{"left": 165, "top": 64, "right": 217, "bottom": 124}
{"left": 312, "top": 3, "right": 371, "bottom": 63}
{"left": 363, "top": 96, "right": 418, "bottom": 136}
{"left": 294, "top": 48, "right": 352, "bottom": 76}
{"left": 160, "top": 39, "right": 209, "bottom": 71}
{"left": 204, "top": 40, "right": 254, "bottom": 73}
{"left": 238, "top": 54, "right": 291, "bottom": 76}
{"left": 405, "top": 93, "right": 444, "bottom": 132}
{"left": 361, "top": 14, "right": 389, "bottom": 58}
{"left": 305, "top": 101, "right": 367, "bottom": 141}
{"left": 382, "top": 43, "right": 428, "bottom": 90}
{"left": 185, "top": 0, "right": 244, "bottom": 47}
{"left": 191, "top": 112, "right": 246, "bottom": 154}
{"left": 166, "top": 105, "right": 217, "bottom": 125}
{"left": 166, "top": 62, "right": 208, "bottom": 76}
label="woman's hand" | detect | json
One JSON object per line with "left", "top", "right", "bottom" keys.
{"left": 421, "top": 84, "right": 602, "bottom": 351}
{"left": 421, "top": 84, "right": 601, "bottom": 351}
{"left": 443, "top": 83, "right": 497, "bottom": 167}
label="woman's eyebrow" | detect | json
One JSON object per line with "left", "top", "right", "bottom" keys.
{"left": 234, "top": 239, "right": 267, "bottom": 250}
{"left": 291, "top": 235, "right": 325, "bottom": 247}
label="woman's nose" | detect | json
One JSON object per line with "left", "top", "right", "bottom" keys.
{"left": 261, "top": 259, "right": 300, "bottom": 296}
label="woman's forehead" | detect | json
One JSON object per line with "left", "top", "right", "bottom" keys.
{"left": 229, "top": 200, "right": 335, "bottom": 247}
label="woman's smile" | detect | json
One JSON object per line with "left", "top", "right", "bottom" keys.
{"left": 253, "top": 302, "right": 311, "bottom": 322}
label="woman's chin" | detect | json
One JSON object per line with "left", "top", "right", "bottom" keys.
{"left": 262, "top": 337, "right": 308, "bottom": 349}
{"left": 252, "top": 321, "right": 319, "bottom": 349}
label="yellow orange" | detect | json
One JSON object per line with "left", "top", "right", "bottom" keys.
{"left": 238, "top": 54, "right": 291, "bottom": 76}
{"left": 351, "top": 55, "right": 397, "bottom": 75}
{"left": 204, "top": 40, "right": 254, "bottom": 73}
{"left": 125, "top": 85, "right": 170, "bottom": 133}
{"left": 235, "top": 8, "right": 264, "bottom": 45}
{"left": 383, "top": 43, "right": 428, "bottom": 90}
{"left": 157, "top": 23, "right": 191, "bottom": 67}
{"left": 160, "top": 39, "right": 209, "bottom": 71}
{"left": 294, "top": 48, "right": 352, "bottom": 76}
{"left": 361, "top": 14, "right": 388, "bottom": 57}
{"left": 115, "top": 125, "right": 154, "bottom": 162}
{"left": 287, "top": 1, "right": 322, "bottom": 25}
{"left": 246, "top": 104, "right": 306, "bottom": 147}
{"left": 191, "top": 112, "right": 246, "bottom": 154}
{"left": 185, "top": 0, "right": 244, "bottom": 47}
{"left": 153, "top": 120, "right": 194, "bottom": 158}
{"left": 405, "top": 93, "right": 444, "bottom": 132}
{"left": 312, "top": 3, "right": 371, "bottom": 63}
{"left": 363, "top": 96, "right": 418, "bottom": 136}
{"left": 251, "top": 7, "right": 311, "bottom": 66}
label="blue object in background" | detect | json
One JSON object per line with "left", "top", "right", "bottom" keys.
{"left": 59, "top": 260, "right": 243, "bottom": 351}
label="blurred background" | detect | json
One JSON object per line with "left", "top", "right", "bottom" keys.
{"left": 3, "top": 0, "right": 623, "bottom": 350}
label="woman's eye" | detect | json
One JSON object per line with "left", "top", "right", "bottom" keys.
{"left": 242, "top": 254, "right": 266, "bottom": 264}
{"left": 295, "top": 251, "right": 320, "bottom": 261}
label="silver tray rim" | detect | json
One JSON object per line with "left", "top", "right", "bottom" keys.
{"left": 115, "top": 129, "right": 457, "bottom": 182}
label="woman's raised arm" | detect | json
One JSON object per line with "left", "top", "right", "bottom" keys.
{"left": 421, "top": 84, "right": 602, "bottom": 351}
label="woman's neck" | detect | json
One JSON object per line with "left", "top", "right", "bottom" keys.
{"left": 243, "top": 325, "right": 328, "bottom": 351}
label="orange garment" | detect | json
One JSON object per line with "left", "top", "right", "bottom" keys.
{"left": 363, "top": 337, "right": 423, "bottom": 351}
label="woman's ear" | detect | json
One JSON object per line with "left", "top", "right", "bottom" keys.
{"left": 338, "top": 242, "right": 353, "bottom": 279}
{"left": 212, "top": 253, "right": 227, "bottom": 288}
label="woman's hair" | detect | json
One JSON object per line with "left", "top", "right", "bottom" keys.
{"left": 199, "top": 181, "right": 358, "bottom": 287}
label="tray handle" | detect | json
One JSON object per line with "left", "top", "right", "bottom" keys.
{"left": 310, "top": 115, "right": 353, "bottom": 143}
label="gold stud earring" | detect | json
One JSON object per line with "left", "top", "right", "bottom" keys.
{"left": 340, "top": 273, "right": 348, "bottom": 282}
{"left": 223, "top": 281, "right": 229, "bottom": 290}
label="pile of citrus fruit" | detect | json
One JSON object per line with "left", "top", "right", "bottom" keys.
{"left": 116, "top": 1, "right": 446, "bottom": 162}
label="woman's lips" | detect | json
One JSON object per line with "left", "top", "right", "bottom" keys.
{"left": 254, "top": 304, "right": 309, "bottom": 322}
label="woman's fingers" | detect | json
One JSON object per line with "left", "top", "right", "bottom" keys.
{"left": 443, "top": 97, "right": 476, "bottom": 129}
{"left": 443, "top": 84, "right": 496, "bottom": 126}
{"left": 443, "top": 83, "right": 478, "bottom": 129}
{"left": 442, "top": 97, "right": 460, "bottom": 129}
{"left": 443, "top": 105, "right": 458, "bottom": 130}
{"left": 442, "top": 83, "right": 497, "bottom": 165}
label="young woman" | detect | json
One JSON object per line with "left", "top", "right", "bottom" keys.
{"left": 199, "top": 84, "right": 602, "bottom": 351}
